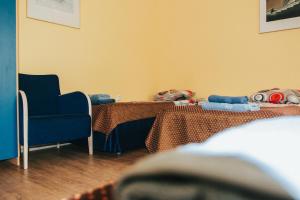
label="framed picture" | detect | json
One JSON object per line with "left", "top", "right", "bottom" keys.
{"left": 260, "top": 0, "right": 300, "bottom": 33}
{"left": 27, "top": 0, "right": 80, "bottom": 28}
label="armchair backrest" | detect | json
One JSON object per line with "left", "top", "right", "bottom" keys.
{"left": 19, "top": 74, "right": 61, "bottom": 116}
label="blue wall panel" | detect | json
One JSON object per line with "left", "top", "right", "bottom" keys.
{"left": 0, "top": 0, "right": 17, "bottom": 160}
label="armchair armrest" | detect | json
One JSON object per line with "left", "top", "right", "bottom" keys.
{"left": 19, "top": 90, "right": 29, "bottom": 143}
{"left": 19, "top": 90, "right": 29, "bottom": 169}
{"left": 58, "top": 91, "right": 91, "bottom": 115}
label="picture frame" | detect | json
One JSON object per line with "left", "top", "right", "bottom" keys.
{"left": 27, "top": 0, "right": 80, "bottom": 28}
{"left": 260, "top": 0, "right": 300, "bottom": 33}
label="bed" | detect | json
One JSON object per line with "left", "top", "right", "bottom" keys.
{"left": 146, "top": 105, "right": 300, "bottom": 153}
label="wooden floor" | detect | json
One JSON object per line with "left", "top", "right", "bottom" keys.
{"left": 0, "top": 145, "right": 148, "bottom": 200}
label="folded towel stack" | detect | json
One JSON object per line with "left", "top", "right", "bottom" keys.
{"left": 154, "top": 89, "right": 195, "bottom": 102}
{"left": 89, "top": 94, "right": 115, "bottom": 105}
{"left": 201, "top": 102, "right": 260, "bottom": 112}
{"left": 208, "top": 95, "right": 249, "bottom": 104}
{"left": 202, "top": 95, "right": 259, "bottom": 112}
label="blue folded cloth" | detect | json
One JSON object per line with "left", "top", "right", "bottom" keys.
{"left": 201, "top": 102, "right": 260, "bottom": 112}
{"left": 89, "top": 94, "right": 115, "bottom": 105}
{"left": 91, "top": 98, "right": 115, "bottom": 105}
{"left": 208, "top": 95, "right": 249, "bottom": 104}
{"left": 90, "top": 93, "right": 111, "bottom": 99}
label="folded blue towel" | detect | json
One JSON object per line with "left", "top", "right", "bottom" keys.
{"left": 91, "top": 98, "right": 116, "bottom": 105}
{"left": 208, "top": 95, "right": 248, "bottom": 104}
{"left": 90, "top": 93, "right": 111, "bottom": 99}
{"left": 89, "top": 94, "right": 115, "bottom": 105}
{"left": 201, "top": 102, "right": 260, "bottom": 112}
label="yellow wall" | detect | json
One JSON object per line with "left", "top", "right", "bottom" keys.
{"left": 19, "top": 0, "right": 300, "bottom": 100}
{"left": 18, "top": 0, "right": 158, "bottom": 101}
{"left": 156, "top": 0, "right": 300, "bottom": 97}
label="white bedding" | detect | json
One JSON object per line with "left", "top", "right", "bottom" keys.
{"left": 179, "top": 116, "right": 300, "bottom": 199}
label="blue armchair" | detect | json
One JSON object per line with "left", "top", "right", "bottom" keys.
{"left": 18, "top": 74, "right": 93, "bottom": 169}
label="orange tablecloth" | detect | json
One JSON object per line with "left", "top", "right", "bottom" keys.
{"left": 146, "top": 106, "right": 300, "bottom": 153}
{"left": 92, "top": 102, "right": 174, "bottom": 134}
{"left": 68, "top": 183, "right": 115, "bottom": 200}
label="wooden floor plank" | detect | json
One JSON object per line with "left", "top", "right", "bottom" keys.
{"left": 0, "top": 145, "right": 148, "bottom": 200}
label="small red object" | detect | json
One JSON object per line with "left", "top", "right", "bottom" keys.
{"left": 269, "top": 92, "right": 284, "bottom": 104}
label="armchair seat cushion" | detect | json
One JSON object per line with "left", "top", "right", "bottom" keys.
{"left": 20, "top": 114, "right": 91, "bottom": 146}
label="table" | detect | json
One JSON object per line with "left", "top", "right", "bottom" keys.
{"left": 91, "top": 102, "right": 174, "bottom": 153}
{"left": 146, "top": 106, "right": 300, "bottom": 153}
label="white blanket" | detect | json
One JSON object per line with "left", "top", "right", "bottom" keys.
{"left": 179, "top": 116, "right": 300, "bottom": 199}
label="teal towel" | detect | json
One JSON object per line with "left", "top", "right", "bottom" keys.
{"left": 202, "top": 102, "right": 260, "bottom": 112}
{"left": 90, "top": 94, "right": 115, "bottom": 105}
{"left": 208, "top": 95, "right": 248, "bottom": 104}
